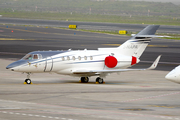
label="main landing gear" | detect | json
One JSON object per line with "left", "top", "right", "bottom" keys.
{"left": 96, "top": 77, "right": 104, "bottom": 84}
{"left": 24, "top": 73, "right": 32, "bottom": 84}
{"left": 80, "top": 77, "right": 89, "bottom": 83}
{"left": 80, "top": 77, "right": 104, "bottom": 84}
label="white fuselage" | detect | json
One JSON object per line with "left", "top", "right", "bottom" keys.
{"left": 8, "top": 49, "right": 138, "bottom": 77}
{"left": 6, "top": 25, "right": 161, "bottom": 84}
{"left": 165, "top": 65, "right": 180, "bottom": 84}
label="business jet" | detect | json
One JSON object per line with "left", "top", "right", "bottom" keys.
{"left": 165, "top": 65, "right": 180, "bottom": 84}
{"left": 6, "top": 25, "right": 161, "bottom": 84}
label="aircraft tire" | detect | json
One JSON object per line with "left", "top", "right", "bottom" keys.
{"left": 25, "top": 79, "right": 31, "bottom": 84}
{"left": 81, "top": 77, "right": 89, "bottom": 83}
{"left": 96, "top": 77, "right": 104, "bottom": 84}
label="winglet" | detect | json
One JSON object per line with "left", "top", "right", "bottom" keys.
{"left": 147, "top": 55, "right": 161, "bottom": 70}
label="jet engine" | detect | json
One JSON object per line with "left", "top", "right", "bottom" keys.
{"left": 104, "top": 55, "right": 140, "bottom": 68}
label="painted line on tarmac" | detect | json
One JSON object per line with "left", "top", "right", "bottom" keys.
{"left": 0, "top": 26, "right": 119, "bottom": 40}
{"left": 0, "top": 52, "right": 25, "bottom": 55}
{"left": 0, "top": 99, "right": 36, "bottom": 105}
{"left": 1, "top": 109, "right": 179, "bottom": 120}
{"left": 0, "top": 111, "right": 77, "bottom": 120}
{"left": 0, "top": 99, "right": 179, "bottom": 120}
{"left": 0, "top": 38, "right": 35, "bottom": 40}
{"left": 120, "top": 91, "right": 180, "bottom": 103}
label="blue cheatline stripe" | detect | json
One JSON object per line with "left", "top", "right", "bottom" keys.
{"left": 67, "top": 60, "right": 104, "bottom": 64}
{"left": 19, "top": 53, "right": 108, "bottom": 67}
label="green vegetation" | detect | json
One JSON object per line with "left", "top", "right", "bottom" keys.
{"left": 0, "top": 0, "right": 180, "bottom": 40}
{"left": 1, "top": 11, "right": 180, "bottom": 26}
{"left": 0, "top": 0, "right": 180, "bottom": 25}
{"left": 0, "top": 0, "right": 179, "bottom": 16}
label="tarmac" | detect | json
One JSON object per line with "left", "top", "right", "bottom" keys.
{"left": 0, "top": 59, "right": 180, "bottom": 120}
{"left": 0, "top": 24, "right": 180, "bottom": 120}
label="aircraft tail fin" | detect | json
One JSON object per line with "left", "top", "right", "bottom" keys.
{"left": 118, "top": 25, "right": 160, "bottom": 58}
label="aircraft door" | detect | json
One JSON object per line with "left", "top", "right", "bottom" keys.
{"left": 44, "top": 57, "right": 53, "bottom": 72}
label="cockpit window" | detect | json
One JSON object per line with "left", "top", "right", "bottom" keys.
{"left": 23, "top": 54, "right": 33, "bottom": 60}
{"left": 22, "top": 54, "right": 42, "bottom": 60}
{"left": 33, "top": 54, "right": 38, "bottom": 59}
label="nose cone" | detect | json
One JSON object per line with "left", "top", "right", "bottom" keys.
{"left": 165, "top": 66, "right": 180, "bottom": 84}
{"left": 6, "top": 60, "right": 27, "bottom": 71}
{"left": 6, "top": 62, "right": 17, "bottom": 70}
{"left": 165, "top": 72, "right": 174, "bottom": 80}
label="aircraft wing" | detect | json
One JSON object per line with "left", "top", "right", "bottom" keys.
{"left": 73, "top": 55, "right": 161, "bottom": 74}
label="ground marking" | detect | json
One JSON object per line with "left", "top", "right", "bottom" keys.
{"left": 0, "top": 111, "right": 76, "bottom": 120}
{"left": 120, "top": 92, "right": 180, "bottom": 103}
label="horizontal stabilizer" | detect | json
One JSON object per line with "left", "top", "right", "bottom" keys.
{"left": 135, "top": 35, "right": 169, "bottom": 38}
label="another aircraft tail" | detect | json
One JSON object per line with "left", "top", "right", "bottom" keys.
{"left": 118, "top": 25, "right": 160, "bottom": 58}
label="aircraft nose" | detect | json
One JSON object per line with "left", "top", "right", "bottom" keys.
{"left": 165, "top": 71, "right": 180, "bottom": 84}
{"left": 6, "top": 63, "right": 17, "bottom": 71}
{"left": 6, "top": 60, "right": 27, "bottom": 71}
{"left": 6, "top": 65, "right": 11, "bottom": 69}
{"left": 165, "top": 73, "right": 174, "bottom": 80}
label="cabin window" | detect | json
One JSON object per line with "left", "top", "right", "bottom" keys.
{"left": 90, "top": 56, "right": 93, "bottom": 60}
{"left": 84, "top": 56, "right": 87, "bottom": 60}
{"left": 67, "top": 56, "right": 70, "bottom": 60}
{"left": 38, "top": 54, "right": 42, "bottom": 59}
{"left": 72, "top": 56, "right": 75, "bottom": 60}
{"left": 78, "top": 56, "right": 81, "bottom": 60}
{"left": 62, "top": 56, "right": 65, "bottom": 61}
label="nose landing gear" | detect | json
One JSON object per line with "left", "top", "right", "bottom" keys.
{"left": 24, "top": 73, "right": 32, "bottom": 84}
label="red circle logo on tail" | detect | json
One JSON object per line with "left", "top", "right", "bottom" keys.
{"left": 105, "top": 56, "right": 118, "bottom": 68}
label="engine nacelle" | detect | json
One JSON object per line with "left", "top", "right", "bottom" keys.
{"left": 104, "top": 55, "right": 140, "bottom": 68}
{"left": 104, "top": 56, "right": 118, "bottom": 68}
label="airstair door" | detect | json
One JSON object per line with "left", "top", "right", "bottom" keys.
{"left": 44, "top": 57, "right": 53, "bottom": 72}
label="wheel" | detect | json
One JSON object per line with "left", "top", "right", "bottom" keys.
{"left": 25, "top": 79, "right": 31, "bottom": 84}
{"left": 96, "top": 77, "right": 104, "bottom": 84}
{"left": 81, "top": 77, "right": 89, "bottom": 83}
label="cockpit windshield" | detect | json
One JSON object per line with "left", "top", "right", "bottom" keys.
{"left": 22, "top": 54, "right": 42, "bottom": 60}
